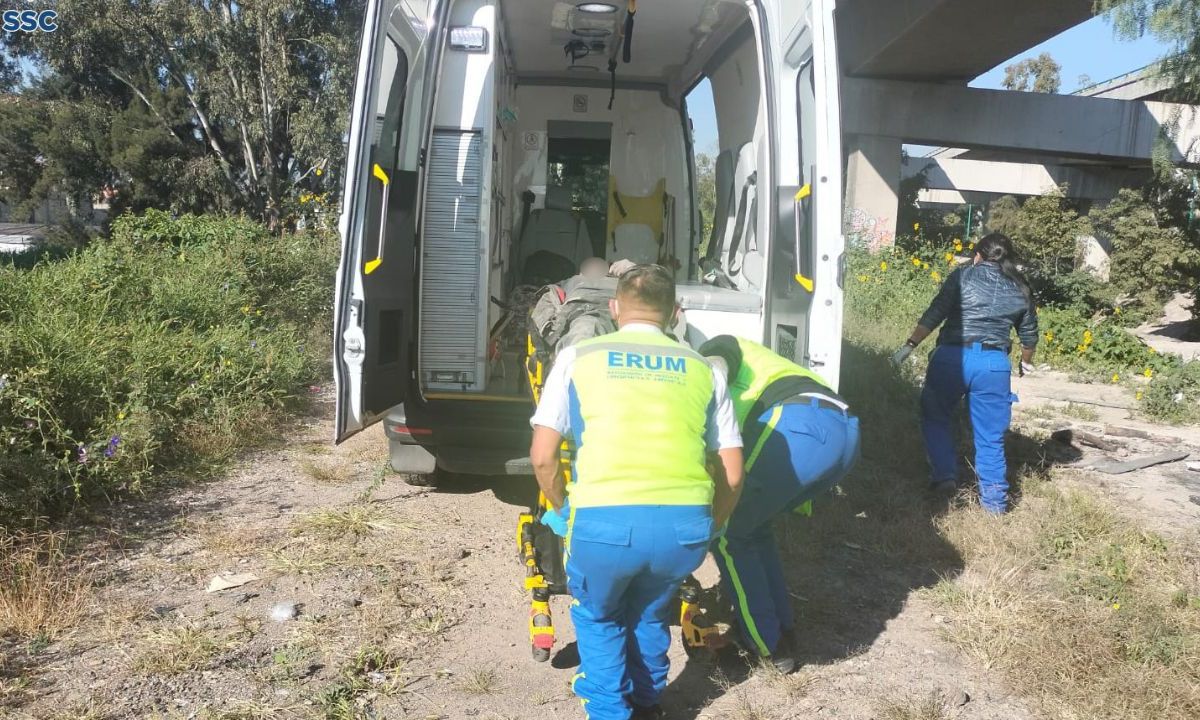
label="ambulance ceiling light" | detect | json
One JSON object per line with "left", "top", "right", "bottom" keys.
{"left": 577, "top": 3, "right": 618, "bottom": 13}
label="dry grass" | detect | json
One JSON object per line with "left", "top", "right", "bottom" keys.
{"left": 458, "top": 666, "right": 501, "bottom": 695}
{"left": 930, "top": 477, "right": 1200, "bottom": 720}
{"left": 192, "top": 517, "right": 271, "bottom": 559}
{"left": 293, "top": 504, "right": 398, "bottom": 541}
{"left": 298, "top": 458, "right": 354, "bottom": 485}
{"left": 878, "top": 691, "right": 953, "bottom": 720}
{"left": 0, "top": 530, "right": 94, "bottom": 639}
{"left": 134, "top": 623, "right": 226, "bottom": 675}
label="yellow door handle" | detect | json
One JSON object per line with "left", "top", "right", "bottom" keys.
{"left": 365, "top": 163, "right": 390, "bottom": 275}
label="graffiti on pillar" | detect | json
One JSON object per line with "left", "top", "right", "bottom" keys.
{"left": 844, "top": 207, "right": 895, "bottom": 252}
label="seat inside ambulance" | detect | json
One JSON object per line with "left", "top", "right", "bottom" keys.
{"left": 417, "top": 0, "right": 768, "bottom": 396}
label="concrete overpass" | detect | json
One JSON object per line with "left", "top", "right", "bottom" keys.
{"left": 835, "top": 2, "right": 1194, "bottom": 248}
{"left": 837, "top": 0, "right": 1094, "bottom": 82}
{"left": 900, "top": 66, "right": 1195, "bottom": 209}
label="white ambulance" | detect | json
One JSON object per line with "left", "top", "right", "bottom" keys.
{"left": 333, "top": 0, "right": 844, "bottom": 480}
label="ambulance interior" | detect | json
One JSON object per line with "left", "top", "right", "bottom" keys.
{"left": 410, "top": 0, "right": 770, "bottom": 396}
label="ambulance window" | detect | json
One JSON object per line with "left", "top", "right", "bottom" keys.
{"left": 374, "top": 37, "right": 409, "bottom": 173}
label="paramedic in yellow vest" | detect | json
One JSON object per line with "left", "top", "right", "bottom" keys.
{"left": 699, "top": 335, "right": 861, "bottom": 674}
{"left": 530, "top": 265, "right": 745, "bottom": 720}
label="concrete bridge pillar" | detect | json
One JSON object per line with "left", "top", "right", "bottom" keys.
{"left": 844, "top": 134, "right": 902, "bottom": 250}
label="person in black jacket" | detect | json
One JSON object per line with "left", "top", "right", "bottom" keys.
{"left": 890, "top": 233, "right": 1038, "bottom": 514}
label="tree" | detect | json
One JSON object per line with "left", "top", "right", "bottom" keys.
{"left": 3, "top": 0, "right": 364, "bottom": 230}
{"left": 986, "top": 195, "right": 1022, "bottom": 236}
{"left": 695, "top": 152, "right": 717, "bottom": 245}
{"left": 1011, "top": 186, "right": 1090, "bottom": 276}
{"left": 0, "top": 54, "right": 19, "bottom": 93}
{"left": 1002, "top": 52, "right": 1062, "bottom": 93}
{"left": 1091, "top": 188, "right": 1200, "bottom": 311}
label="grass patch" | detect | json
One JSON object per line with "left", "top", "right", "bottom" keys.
{"left": 929, "top": 478, "right": 1200, "bottom": 719}
{"left": 0, "top": 530, "right": 94, "bottom": 639}
{"left": 313, "top": 646, "right": 411, "bottom": 719}
{"left": 458, "top": 666, "right": 501, "bottom": 695}
{"left": 134, "top": 624, "right": 226, "bottom": 675}
{"left": 294, "top": 505, "right": 396, "bottom": 541}
{"left": 877, "top": 691, "right": 952, "bottom": 720}
{"left": 299, "top": 459, "right": 355, "bottom": 485}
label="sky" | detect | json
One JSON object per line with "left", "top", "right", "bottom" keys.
{"left": 686, "top": 14, "right": 1173, "bottom": 158}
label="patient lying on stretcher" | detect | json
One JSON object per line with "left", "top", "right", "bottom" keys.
{"left": 530, "top": 258, "right": 687, "bottom": 359}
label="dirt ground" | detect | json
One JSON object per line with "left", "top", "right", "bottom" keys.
{"left": 3, "top": 390, "right": 1050, "bottom": 720}
{"left": 1011, "top": 370, "right": 1200, "bottom": 538}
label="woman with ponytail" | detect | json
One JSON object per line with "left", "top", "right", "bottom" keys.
{"left": 890, "top": 233, "right": 1039, "bottom": 514}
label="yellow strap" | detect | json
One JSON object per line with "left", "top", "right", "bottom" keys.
{"left": 794, "top": 274, "right": 814, "bottom": 292}
{"left": 795, "top": 183, "right": 811, "bottom": 201}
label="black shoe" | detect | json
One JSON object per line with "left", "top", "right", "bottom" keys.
{"left": 766, "top": 635, "right": 797, "bottom": 675}
{"left": 929, "top": 478, "right": 957, "bottom": 496}
{"left": 631, "top": 704, "right": 666, "bottom": 719}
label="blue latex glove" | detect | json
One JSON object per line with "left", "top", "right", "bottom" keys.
{"left": 543, "top": 501, "right": 570, "bottom": 537}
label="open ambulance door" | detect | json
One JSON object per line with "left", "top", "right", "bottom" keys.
{"left": 767, "top": 0, "right": 844, "bottom": 389}
{"left": 334, "top": 0, "right": 446, "bottom": 443}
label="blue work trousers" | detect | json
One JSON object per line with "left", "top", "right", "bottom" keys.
{"left": 920, "top": 343, "right": 1016, "bottom": 513}
{"left": 712, "top": 401, "right": 860, "bottom": 657}
{"left": 566, "top": 505, "right": 712, "bottom": 720}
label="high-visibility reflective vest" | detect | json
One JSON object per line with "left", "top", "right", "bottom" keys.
{"left": 727, "top": 337, "right": 832, "bottom": 426}
{"left": 567, "top": 329, "right": 714, "bottom": 508}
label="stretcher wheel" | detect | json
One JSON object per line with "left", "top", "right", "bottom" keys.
{"left": 531, "top": 610, "right": 553, "bottom": 662}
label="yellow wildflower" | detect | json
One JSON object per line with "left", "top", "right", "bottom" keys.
{"left": 969, "top": 242, "right": 976, "bottom": 250}
{"left": 1112, "top": 603, "right": 1121, "bottom": 611}
{"left": 240, "top": 305, "right": 251, "bottom": 314}
{"left": 944, "top": 252, "right": 954, "bottom": 263}
{"left": 913, "top": 222, "right": 920, "bottom": 231}
{"left": 880, "top": 261, "right": 888, "bottom": 271}
{"left": 1111, "top": 373, "right": 1120, "bottom": 383}
{"left": 858, "top": 275, "right": 868, "bottom": 283}
{"left": 1149, "top": 347, "right": 1157, "bottom": 354}
{"left": 930, "top": 270, "right": 942, "bottom": 282}
{"left": 1044, "top": 331, "right": 1055, "bottom": 342}
{"left": 315, "top": 168, "right": 324, "bottom": 177}
{"left": 1082, "top": 330, "right": 1093, "bottom": 344}
{"left": 117, "top": 411, "right": 126, "bottom": 421}
{"left": 1143, "top": 367, "right": 1153, "bottom": 378}
{"left": 911, "top": 257, "right": 921, "bottom": 267}
{"left": 1136, "top": 391, "right": 1144, "bottom": 401}
{"left": 921, "top": 262, "right": 930, "bottom": 270}
{"left": 1114, "top": 307, "right": 1122, "bottom": 315}
{"left": 256, "top": 309, "right": 263, "bottom": 316}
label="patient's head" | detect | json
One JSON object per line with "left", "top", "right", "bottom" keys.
{"left": 611, "top": 264, "right": 678, "bottom": 330}
{"left": 579, "top": 257, "right": 608, "bottom": 279}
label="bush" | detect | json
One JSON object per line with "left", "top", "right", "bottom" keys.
{"left": 0, "top": 210, "right": 337, "bottom": 523}
{"left": 1090, "top": 189, "right": 1200, "bottom": 321}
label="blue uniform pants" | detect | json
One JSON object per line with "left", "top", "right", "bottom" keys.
{"left": 566, "top": 505, "right": 712, "bottom": 720}
{"left": 920, "top": 343, "right": 1016, "bottom": 513}
{"left": 711, "top": 401, "right": 861, "bottom": 657}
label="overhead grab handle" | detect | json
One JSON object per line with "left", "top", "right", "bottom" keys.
{"left": 364, "top": 163, "right": 390, "bottom": 275}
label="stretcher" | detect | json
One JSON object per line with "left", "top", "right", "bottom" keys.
{"left": 516, "top": 301, "right": 723, "bottom": 662}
